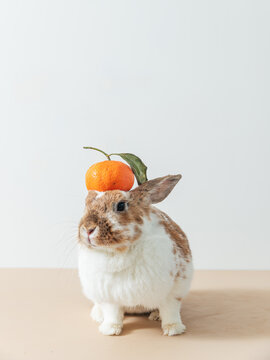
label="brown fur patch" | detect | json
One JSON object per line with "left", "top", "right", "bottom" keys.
{"left": 85, "top": 191, "right": 97, "bottom": 206}
{"left": 180, "top": 263, "right": 186, "bottom": 272}
{"left": 115, "top": 246, "right": 128, "bottom": 253}
{"left": 121, "top": 190, "right": 151, "bottom": 224}
{"left": 151, "top": 208, "right": 191, "bottom": 259}
{"left": 133, "top": 225, "right": 142, "bottom": 241}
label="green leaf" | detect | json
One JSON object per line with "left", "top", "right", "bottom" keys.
{"left": 111, "top": 153, "right": 148, "bottom": 185}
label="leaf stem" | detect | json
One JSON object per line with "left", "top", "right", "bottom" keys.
{"left": 83, "top": 146, "right": 111, "bottom": 160}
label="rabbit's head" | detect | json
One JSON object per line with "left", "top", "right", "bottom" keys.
{"left": 78, "top": 174, "right": 181, "bottom": 252}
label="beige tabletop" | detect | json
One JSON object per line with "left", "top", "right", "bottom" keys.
{"left": 1, "top": 269, "right": 270, "bottom": 360}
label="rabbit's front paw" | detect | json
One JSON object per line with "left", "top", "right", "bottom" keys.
{"left": 162, "top": 322, "right": 186, "bottom": 336}
{"left": 99, "top": 322, "right": 123, "bottom": 336}
{"left": 149, "top": 310, "right": 161, "bottom": 321}
{"left": 90, "top": 304, "right": 103, "bottom": 323}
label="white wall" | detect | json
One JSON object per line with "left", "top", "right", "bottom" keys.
{"left": 0, "top": 0, "right": 269, "bottom": 269}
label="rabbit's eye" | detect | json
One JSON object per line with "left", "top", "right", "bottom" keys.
{"left": 116, "top": 201, "right": 127, "bottom": 212}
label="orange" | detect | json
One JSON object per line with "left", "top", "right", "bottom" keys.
{"left": 85, "top": 160, "right": 135, "bottom": 191}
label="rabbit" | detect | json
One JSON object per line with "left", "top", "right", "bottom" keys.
{"left": 78, "top": 174, "right": 193, "bottom": 336}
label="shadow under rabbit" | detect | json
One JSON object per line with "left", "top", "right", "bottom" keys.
{"left": 122, "top": 289, "right": 270, "bottom": 338}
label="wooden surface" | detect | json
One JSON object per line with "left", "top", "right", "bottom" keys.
{"left": 1, "top": 270, "right": 270, "bottom": 360}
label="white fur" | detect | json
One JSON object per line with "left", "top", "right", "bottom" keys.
{"left": 95, "top": 191, "right": 105, "bottom": 199}
{"left": 78, "top": 211, "right": 193, "bottom": 336}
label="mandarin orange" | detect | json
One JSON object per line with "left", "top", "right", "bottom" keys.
{"left": 85, "top": 160, "right": 134, "bottom": 191}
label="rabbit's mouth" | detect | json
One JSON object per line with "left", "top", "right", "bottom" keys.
{"left": 78, "top": 225, "right": 98, "bottom": 248}
{"left": 88, "top": 240, "right": 97, "bottom": 248}
{"left": 88, "top": 226, "right": 96, "bottom": 240}
{"left": 87, "top": 227, "right": 98, "bottom": 247}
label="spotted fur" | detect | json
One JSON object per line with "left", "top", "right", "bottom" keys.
{"left": 151, "top": 207, "right": 191, "bottom": 259}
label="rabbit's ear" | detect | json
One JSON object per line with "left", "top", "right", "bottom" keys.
{"left": 131, "top": 174, "right": 182, "bottom": 204}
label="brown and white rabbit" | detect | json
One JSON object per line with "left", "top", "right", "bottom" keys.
{"left": 78, "top": 175, "right": 193, "bottom": 336}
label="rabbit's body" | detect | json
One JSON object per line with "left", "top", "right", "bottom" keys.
{"left": 79, "top": 207, "right": 192, "bottom": 309}
{"left": 78, "top": 175, "right": 193, "bottom": 336}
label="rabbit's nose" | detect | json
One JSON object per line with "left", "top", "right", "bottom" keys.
{"left": 88, "top": 227, "right": 96, "bottom": 236}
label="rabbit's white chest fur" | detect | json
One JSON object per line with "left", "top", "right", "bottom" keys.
{"left": 78, "top": 211, "right": 193, "bottom": 309}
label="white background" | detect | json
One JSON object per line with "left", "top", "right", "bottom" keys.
{"left": 0, "top": 0, "right": 269, "bottom": 269}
